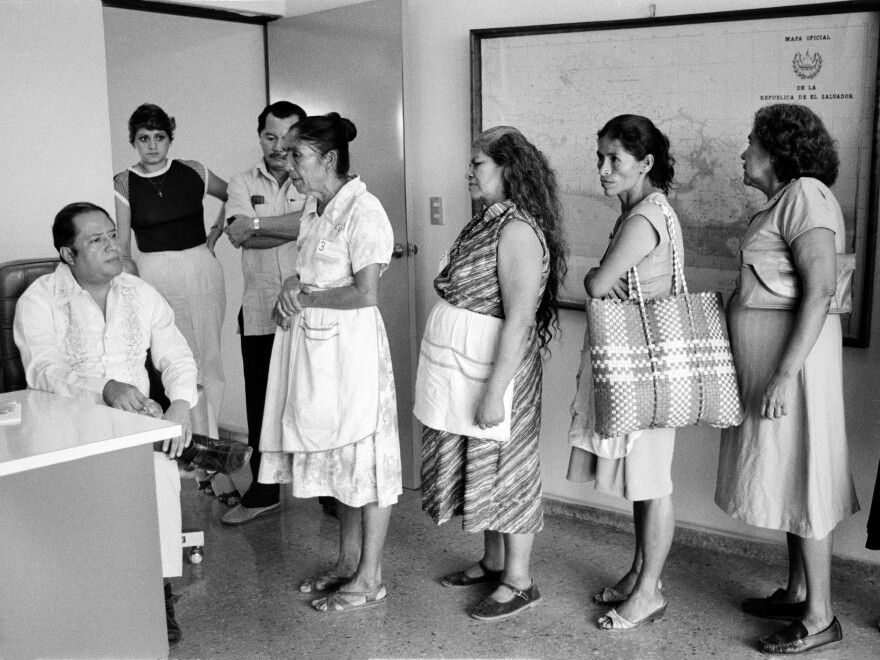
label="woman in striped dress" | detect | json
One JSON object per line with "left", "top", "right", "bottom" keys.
{"left": 415, "top": 126, "right": 567, "bottom": 621}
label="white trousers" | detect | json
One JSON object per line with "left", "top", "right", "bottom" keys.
{"left": 153, "top": 452, "right": 182, "bottom": 578}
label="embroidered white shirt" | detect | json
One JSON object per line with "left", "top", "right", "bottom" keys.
{"left": 13, "top": 264, "right": 198, "bottom": 408}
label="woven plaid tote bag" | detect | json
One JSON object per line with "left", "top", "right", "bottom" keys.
{"left": 586, "top": 200, "right": 743, "bottom": 438}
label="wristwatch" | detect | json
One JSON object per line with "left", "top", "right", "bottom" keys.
{"left": 253, "top": 217, "right": 260, "bottom": 232}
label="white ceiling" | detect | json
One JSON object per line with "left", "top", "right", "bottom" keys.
{"left": 143, "top": 0, "right": 373, "bottom": 19}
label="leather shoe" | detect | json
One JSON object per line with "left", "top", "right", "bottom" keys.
{"left": 179, "top": 434, "right": 252, "bottom": 476}
{"left": 440, "top": 559, "right": 503, "bottom": 587}
{"left": 742, "top": 588, "right": 806, "bottom": 620}
{"left": 759, "top": 617, "right": 842, "bottom": 655}
{"left": 221, "top": 502, "right": 280, "bottom": 526}
{"left": 164, "top": 583, "right": 182, "bottom": 648}
{"left": 470, "top": 580, "right": 541, "bottom": 621}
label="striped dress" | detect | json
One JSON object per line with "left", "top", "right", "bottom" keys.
{"left": 421, "top": 200, "right": 549, "bottom": 534}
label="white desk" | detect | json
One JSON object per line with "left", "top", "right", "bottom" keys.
{"left": 0, "top": 389, "right": 180, "bottom": 659}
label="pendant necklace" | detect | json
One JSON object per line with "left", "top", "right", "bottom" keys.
{"left": 146, "top": 171, "right": 168, "bottom": 198}
{"left": 139, "top": 162, "right": 169, "bottom": 198}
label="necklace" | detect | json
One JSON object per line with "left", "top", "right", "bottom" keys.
{"left": 145, "top": 171, "right": 168, "bottom": 198}
{"left": 138, "top": 161, "right": 169, "bottom": 198}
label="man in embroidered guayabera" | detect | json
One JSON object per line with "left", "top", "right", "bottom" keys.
{"left": 13, "top": 202, "right": 199, "bottom": 648}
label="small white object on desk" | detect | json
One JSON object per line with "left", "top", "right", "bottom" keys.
{"left": 0, "top": 401, "right": 21, "bottom": 425}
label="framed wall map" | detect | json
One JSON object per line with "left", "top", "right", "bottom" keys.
{"left": 472, "top": 1, "right": 879, "bottom": 346}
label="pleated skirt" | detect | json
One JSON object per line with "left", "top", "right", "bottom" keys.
{"left": 139, "top": 244, "right": 226, "bottom": 435}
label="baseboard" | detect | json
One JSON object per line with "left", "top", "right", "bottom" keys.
{"left": 217, "top": 423, "right": 879, "bottom": 574}
{"left": 544, "top": 496, "right": 880, "bottom": 575}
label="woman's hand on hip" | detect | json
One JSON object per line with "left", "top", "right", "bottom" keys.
{"left": 206, "top": 225, "right": 223, "bottom": 256}
{"left": 475, "top": 392, "right": 505, "bottom": 429}
{"left": 761, "top": 372, "right": 795, "bottom": 419}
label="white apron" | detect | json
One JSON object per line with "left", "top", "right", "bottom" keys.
{"left": 414, "top": 299, "right": 513, "bottom": 443}
{"left": 261, "top": 306, "right": 380, "bottom": 453}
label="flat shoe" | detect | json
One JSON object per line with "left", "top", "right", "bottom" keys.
{"left": 221, "top": 502, "right": 280, "bottom": 526}
{"left": 441, "top": 559, "right": 503, "bottom": 587}
{"left": 299, "top": 570, "right": 351, "bottom": 594}
{"left": 470, "top": 580, "right": 541, "bottom": 621}
{"left": 593, "top": 578, "right": 664, "bottom": 604}
{"left": 216, "top": 489, "right": 243, "bottom": 507}
{"left": 743, "top": 588, "right": 807, "bottom": 621}
{"left": 598, "top": 601, "right": 667, "bottom": 631}
{"left": 759, "top": 617, "right": 842, "bottom": 655}
{"left": 311, "top": 584, "right": 387, "bottom": 613}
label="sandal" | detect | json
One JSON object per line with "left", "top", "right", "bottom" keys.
{"left": 299, "top": 570, "right": 351, "bottom": 594}
{"left": 311, "top": 584, "right": 387, "bottom": 613}
{"left": 196, "top": 478, "right": 216, "bottom": 498}
{"left": 216, "top": 489, "right": 242, "bottom": 507}
{"left": 598, "top": 600, "right": 667, "bottom": 631}
{"left": 440, "top": 560, "right": 504, "bottom": 587}
{"left": 593, "top": 578, "right": 663, "bottom": 604}
{"left": 470, "top": 581, "right": 541, "bottom": 621}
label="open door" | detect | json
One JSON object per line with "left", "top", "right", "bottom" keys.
{"left": 268, "top": 0, "right": 419, "bottom": 487}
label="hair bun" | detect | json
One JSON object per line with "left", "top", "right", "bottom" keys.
{"left": 326, "top": 113, "right": 357, "bottom": 143}
{"left": 341, "top": 119, "right": 357, "bottom": 143}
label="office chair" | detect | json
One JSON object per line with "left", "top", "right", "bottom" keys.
{"left": 0, "top": 257, "right": 205, "bottom": 562}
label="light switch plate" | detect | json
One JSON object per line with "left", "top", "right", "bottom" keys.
{"left": 430, "top": 196, "right": 443, "bottom": 225}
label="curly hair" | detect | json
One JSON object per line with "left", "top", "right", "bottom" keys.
{"left": 753, "top": 104, "right": 839, "bottom": 186}
{"left": 128, "top": 103, "right": 176, "bottom": 144}
{"left": 597, "top": 115, "right": 675, "bottom": 193}
{"left": 473, "top": 126, "right": 568, "bottom": 351}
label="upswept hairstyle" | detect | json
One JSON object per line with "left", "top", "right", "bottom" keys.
{"left": 598, "top": 115, "right": 675, "bottom": 193}
{"left": 258, "top": 101, "right": 306, "bottom": 134}
{"left": 473, "top": 126, "right": 568, "bottom": 351}
{"left": 128, "top": 103, "right": 176, "bottom": 144}
{"left": 290, "top": 112, "right": 357, "bottom": 176}
{"left": 753, "top": 104, "right": 839, "bottom": 186}
{"left": 53, "top": 202, "right": 111, "bottom": 254}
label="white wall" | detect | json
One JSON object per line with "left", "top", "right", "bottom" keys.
{"left": 4, "top": 0, "right": 877, "bottom": 563}
{"left": 0, "top": 0, "right": 114, "bottom": 264}
{"left": 401, "top": 0, "right": 880, "bottom": 563}
{"left": 103, "top": 6, "right": 268, "bottom": 431}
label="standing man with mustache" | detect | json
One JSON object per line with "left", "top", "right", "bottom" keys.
{"left": 222, "top": 101, "right": 308, "bottom": 525}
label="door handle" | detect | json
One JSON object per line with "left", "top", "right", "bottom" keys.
{"left": 392, "top": 243, "right": 419, "bottom": 259}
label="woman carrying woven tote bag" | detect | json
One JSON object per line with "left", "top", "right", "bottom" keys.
{"left": 567, "top": 115, "right": 682, "bottom": 631}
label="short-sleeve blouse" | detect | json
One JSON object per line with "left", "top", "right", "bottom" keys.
{"left": 296, "top": 176, "right": 393, "bottom": 290}
{"left": 113, "top": 159, "right": 208, "bottom": 253}
{"left": 608, "top": 192, "right": 685, "bottom": 300}
{"left": 739, "top": 177, "right": 845, "bottom": 256}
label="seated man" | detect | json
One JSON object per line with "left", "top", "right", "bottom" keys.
{"left": 13, "top": 202, "right": 197, "bottom": 648}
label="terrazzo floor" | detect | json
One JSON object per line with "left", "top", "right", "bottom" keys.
{"left": 172, "top": 484, "right": 880, "bottom": 659}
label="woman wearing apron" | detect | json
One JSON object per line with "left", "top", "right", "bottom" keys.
{"left": 259, "top": 113, "right": 401, "bottom": 613}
